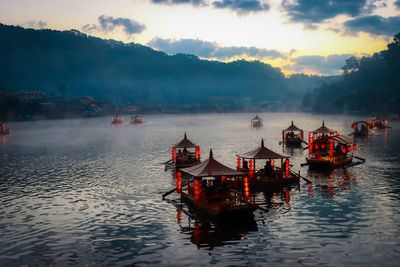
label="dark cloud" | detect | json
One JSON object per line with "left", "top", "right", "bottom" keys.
{"left": 344, "top": 15, "right": 400, "bottom": 36}
{"left": 151, "top": 0, "right": 206, "bottom": 5}
{"left": 395, "top": 0, "right": 400, "bottom": 8}
{"left": 19, "top": 20, "right": 47, "bottom": 28}
{"left": 284, "top": 54, "right": 352, "bottom": 75}
{"left": 147, "top": 37, "right": 286, "bottom": 59}
{"left": 82, "top": 15, "right": 145, "bottom": 36}
{"left": 213, "top": 0, "right": 270, "bottom": 14}
{"left": 282, "top": 0, "right": 368, "bottom": 24}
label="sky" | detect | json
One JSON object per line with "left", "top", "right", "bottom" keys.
{"left": 1, "top": 0, "right": 399, "bottom": 75}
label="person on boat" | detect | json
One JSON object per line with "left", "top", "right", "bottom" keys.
{"left": 243, "top": 160, "right": 249, "bottom": 170}
{"left": 264, "top": 160, "right": 273, "bottom": 177}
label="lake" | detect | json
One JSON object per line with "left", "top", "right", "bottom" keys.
{"left": 1, "top": 113, "right": 399, "bottom": 266}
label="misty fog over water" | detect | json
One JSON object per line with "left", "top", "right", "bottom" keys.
{"left": 1, "top": 113, "right": 400, "bottom": 266}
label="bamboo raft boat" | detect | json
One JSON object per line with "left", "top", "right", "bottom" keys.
{"left": 178, "top": 149, "right": 258, "bottom": 218}
{"left": 306, "top": 121, "right": 357, "bottom": 170}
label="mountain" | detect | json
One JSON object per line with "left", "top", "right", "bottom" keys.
{"left": 303, "top": 33, "right": 400, "bottom": 115}
{"left": 0, "top": 23, "right": 329, "bottom": 107}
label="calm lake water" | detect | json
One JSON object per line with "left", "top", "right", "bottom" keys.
{"left": 1, "top": 113, "right": 400, "bottom": 266}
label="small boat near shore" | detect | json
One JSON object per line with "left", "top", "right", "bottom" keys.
{"left": 306, "top": 121, "right": 357, "bottom": 170}
{"left": 130, "top": 115, "right": 143, "bottom": 124}
{"left": 111, "top": 115, "right": 124, "bottom": 124}
{"left": 0, "top": 123, "right": 10, "bottom": 135}
{"left": 178, "top": 149, "right": 258, "bottom": 218}
{"left": 236, "top": 139, "right": 300, "bottom": 190}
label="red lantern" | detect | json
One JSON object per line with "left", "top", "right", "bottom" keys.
{"left": 321, "top": 144, "right": 325, "bottom": 149}
{"left": 194, "top": 180, "right": 200, "bottom": 202}
{"left": 249, "top": 160, "right": 253, "bottom": 178}
{"left": 353, "top": 144, "right": 357, "bottom": 150}
{"left": 329, "top": 140, "right": 334, "bottom": 156}
{"left": 342, "top": 147, "right": 347, "bottom": 154}
{"left": 172, "top": 147, "right": 176, "bottom": 163}
{"left": 176, "top": 172, "right": 182, "bottom": 193}
{"left": 347, "top": 145, "right": 351, "bottom": 152}
{"left": 195, "top": 147, "right": 201, "bottom": 162}
{"left": 385, "top": 120, "right": 388, "bottom": 126}
{"left": 221, "top": 176, "right": 226, "bottom": 182}
{"left": 237, "top": 157, "right": 241, "bottom": 169}
{"left": 244, "top": 177, "right": 250, "bottom": 199}
{"left": 315, "top": 144, "right": 319, "bottom": 150}
{"left": 285, "top": 159, "right": 290, "bottom": 178}
{"left": 271, "top": 159, "right": 274, "bottom": 167}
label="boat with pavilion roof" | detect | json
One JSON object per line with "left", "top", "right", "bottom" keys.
{"left": 0, "top": 123, "right": 10, "bottom": 135}
{"left": 281, "top": 121, "right": 305, "bottom": 146}
{"left": 178, "top": 149, "right": 258, "bottom": 218}
{"left": 306, "top": 121, "right": 357, "bottom": 169}
{"left": 236, "top": 139, "right": 300, "bottom": 189}
{"left": 170, "top": 133, "right": 201, "bottom": 169}
{"left": 251, "top": 115, "right": 263, "bottom": 128}
{"left": 351, "top": 121, "right": 370, "bottom": 137}
{"left": 369, "top": 115, "right": 389, "bottom": 129}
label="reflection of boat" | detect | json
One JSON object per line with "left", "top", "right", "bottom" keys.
{"left": 281, "top": 121, "right": 304, "bottom": 146}
{"left": 170, "top": 133, "right": 201, "bottom": 169}
{"left": 177, "top": 211, "right": 257, "bottom": 249}
{"left": 369, "top": 115, "right": 389, "bottom": 129}
{"left": 306, "top": 121, "right": 356, "bottom": 169}
{"left": 351, "top": 121, "right": 370, "bottom": 137}
{"left": 0, "top": 123, "right": 10, "bottom": 135}
{"left": 178, "top": 149, "right": 258, "bottom": 218}
{"left": 251, "top": 115, "right": 263, "bottom": 127}
{"left": 130, "top": 115, "right": 143, "bottom": 124}
{"left": 236, "top": 139, "right": 300, "bottom": 190}
{"left": 111, "top": 115, "right": 123, "bottom": 124}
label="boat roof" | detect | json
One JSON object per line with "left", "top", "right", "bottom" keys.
{"left": 174, "top": 133, "right": 199, "bottom": 148}
{"left": 180, "top": 149, "right": 245, "bottom": 178}
{"left": 330, "top": 135, "right": 355, "bottom": 145}
{"left": 237, "top": 139, "right": 288, "bottom": 160}
{"left": 312, "top": 121, "right": 335, "bottom": 134}
{"left": 372, "top": 115, "right": 385, "bottom": 121}
{"left": 252, "top": 115, "right": 261, "bottom": 120}
{"left": 284, "top": 121, "right": 302, "bottom": 132}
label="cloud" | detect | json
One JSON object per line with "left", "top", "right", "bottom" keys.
{"left": 344, "top": 15, "right": 400, "bottom": 36}
{"left": 151, "top": 0, "right": 206, "bottom": 5}
{"left": 282, "top": 0, "right": 368, "bottom": 25}
{"left": 82, "top": 15, "right": 145, "bottom": 36}
{"left": 147, "top": 37, "right": 286, "bottom": 60}
{"left": 284, "top": 54, "right": 353, "bottom": 75}
{"left": 19, "top": 20, "right": 47, "bottom": 28}
{"left": 396, "top": 0, "right": 400, "bottom": 8}
{"left": 212, "top": 0, "right": 270, "bottom": 15}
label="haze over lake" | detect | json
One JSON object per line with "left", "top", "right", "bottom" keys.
{"left": 1, "top": 113, "right": 399, "bottom": 266}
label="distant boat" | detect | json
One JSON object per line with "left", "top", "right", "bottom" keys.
{"left": 369, "top": 115, "right": 389, "bottom": 129}
{"left": 351, "top": 121, "right": 370, "bottom": 137}
{"left": 130, "top": 115, "right": 143, "bottom": 124}
{"left": 251, "top": 115, "right": 263, "bottom": 128}
{"left": 111, "top": 115, "right": 123, "bottom": 124}
{"left": 0, "top": 123, "right": 10, "bottom": 135}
